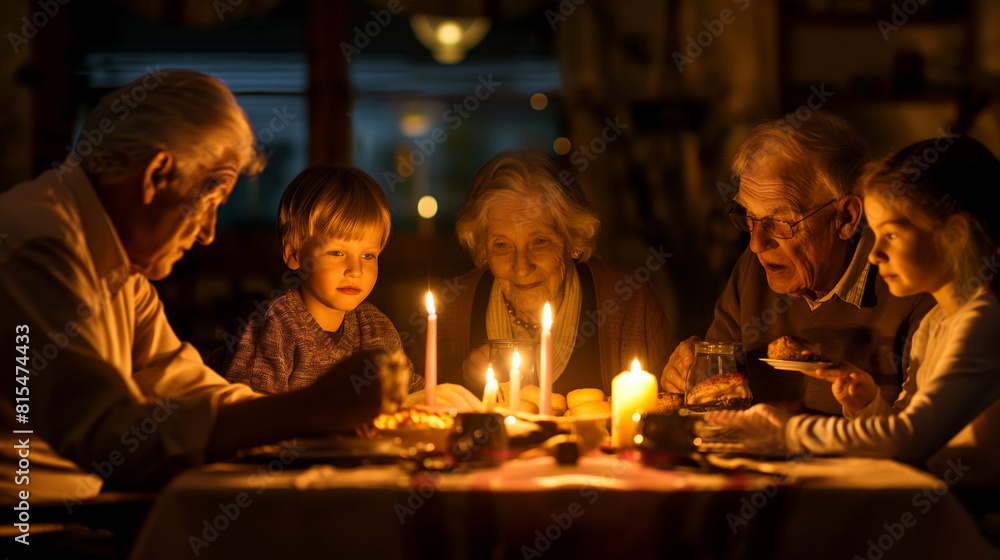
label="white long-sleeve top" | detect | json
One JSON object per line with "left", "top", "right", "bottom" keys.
{"left": 786, "top": 287, "right": 1000, "bottom": 486}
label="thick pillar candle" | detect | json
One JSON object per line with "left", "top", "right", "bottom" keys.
{"left": 611, "top": 359, "right": 657, "bottom": 448}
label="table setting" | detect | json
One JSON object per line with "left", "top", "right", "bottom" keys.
{"left": 126, "top": 297, "right": 998, "bottom": 559}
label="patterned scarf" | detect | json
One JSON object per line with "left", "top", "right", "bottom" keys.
{"left": 485, "top": 264, "right": 582, "bottom": 382}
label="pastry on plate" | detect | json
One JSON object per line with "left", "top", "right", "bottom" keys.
{"left": 686, "top": 373, "right": 752, "bottom": 411}
{"left": 767, "top": 335, "right": 826, "bottom": 362}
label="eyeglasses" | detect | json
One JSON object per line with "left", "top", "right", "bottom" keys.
{"left": 728, "top": 199, "right": 837, "bottom": 240}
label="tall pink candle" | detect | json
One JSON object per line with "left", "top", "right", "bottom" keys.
{"left": 425, "top": 292, "right": 437, "bottom": 407}
{"left": 539, "top": 302, "right": 552, "bottom": 415}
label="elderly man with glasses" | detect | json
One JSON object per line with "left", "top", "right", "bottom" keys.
{"left": 662, "top": 112, "right": 935, "bottom": 415}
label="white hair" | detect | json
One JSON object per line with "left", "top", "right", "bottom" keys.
{"left": 75, "top": 68, "right": 265, "bottom": 185}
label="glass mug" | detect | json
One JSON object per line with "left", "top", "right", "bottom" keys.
{"left": 479, "top": 339, "right": 538, "bottom": 392}
{"left": 684, "top": 341, "right": 749, "bottom": 412}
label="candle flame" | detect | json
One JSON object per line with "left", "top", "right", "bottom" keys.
{"left": 486, "top": 366, "right": 495, "bottom": 383}
{"left": 425, "top": 292, "right": 436, "bottom": 315}
{"left": 512, "top": 350, "right": 521, "bottom": 369}
{"left": 542, "top": 302, "right": 552, "bottom": 330}
{"left": 630, "top": 358, "right": 641, "bottom": 373}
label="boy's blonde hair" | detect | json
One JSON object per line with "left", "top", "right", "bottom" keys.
{"left": 277, "top": 164, "right": 391, "bottom": 253}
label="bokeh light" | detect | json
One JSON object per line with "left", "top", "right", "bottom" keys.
{"left": 436, "top": 22, "right": 462, "bottom": 45}
{"left": 400, "top": 113, "right": 430, "bottom": 137}
{"left": 417, "top": 195, "right": 439, "bottom": 218}
{"left": 530, "top": 93, "right": 548, "bottom": 110}
{"left": 553, "top": 137, "right": 571, "bottom": 155}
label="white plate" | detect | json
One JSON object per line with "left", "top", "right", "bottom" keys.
{"left": 760, "top": 358, "right": 832, "bottom": 372}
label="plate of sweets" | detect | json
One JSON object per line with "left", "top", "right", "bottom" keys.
{"left": 371, "top": 406, "right": 456, "bottom": 450}
{"left": 760, "top": 335, "right": 833, "bottom": 372}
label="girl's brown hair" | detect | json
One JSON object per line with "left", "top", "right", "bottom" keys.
{"left": 859, "top": 136, "right": 1000, "bottom": 295}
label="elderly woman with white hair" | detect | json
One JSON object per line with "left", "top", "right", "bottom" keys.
{"left": 423, "top": 150, "right": 673, "bottom": 396}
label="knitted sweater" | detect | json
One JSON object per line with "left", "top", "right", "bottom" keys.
{"left": 707, "top": 246, "right": 935, "bottom": 414}
{"left": 209, "top": 293, "right": 421, "bottom": 394}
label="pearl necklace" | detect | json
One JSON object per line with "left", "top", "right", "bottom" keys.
{"left": 503, "top": 297, "right": 539, "bottom": 335}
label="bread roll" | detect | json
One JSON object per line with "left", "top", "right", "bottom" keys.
{"left": 517, "top": 400, "right": 539, "bottom": 414}
{"left": 520, "top": 385, "right": 541, "bottom": 405}
{"left": 567, "top": 388, "right": 606, "bottom": 409}
{"left": 520, "top": 385, "right": 567, "bottom": 415}
{"left": 567, "top": 400, "right": 612, "bottom": 417}
{"left": 552, "top": 393, "right": 567, "bottom": 415}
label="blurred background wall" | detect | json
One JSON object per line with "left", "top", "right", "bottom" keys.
{"left": 2, "top": 0, "right": 999, "bottom": 358}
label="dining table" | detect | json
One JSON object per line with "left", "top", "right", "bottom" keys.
{"left": 127, "top": 431, "right": 998, "bottom": 560}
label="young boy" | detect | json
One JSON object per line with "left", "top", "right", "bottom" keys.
{"left": 210, "top": 164, "right": 423, "bottom": 395}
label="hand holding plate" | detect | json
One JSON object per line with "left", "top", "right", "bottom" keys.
{"left": 823, "top": 362, "right": 878, "bottom": 415}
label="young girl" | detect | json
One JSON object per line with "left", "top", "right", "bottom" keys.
{"left": 707, "top": 136, "right": 1000, "bottom": 486}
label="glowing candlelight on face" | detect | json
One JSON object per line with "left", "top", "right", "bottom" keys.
{"left": 539, "top": 302, "right": 553, "bottom": 415}
{"left": 611, "top": 358, "right": 657, "bottom": 448}
{"left": 483, "top": 366, "right": 498, "bottom": 411}
{"left": 510, "top": 350, "right": 522, "bottom": 412}
{"left": 425, "top": 292, "right": 437, "bottom": 407}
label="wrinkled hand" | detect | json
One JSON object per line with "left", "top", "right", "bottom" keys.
{"left": 461, "top": 344, "right": 491, "bottom": 392}
{"left": 806, "top": 362, "right": 877, "bottom": 416}
{"left": 404, "top": 383, "right": 483, "bottom": 412}
{"left": 705, "top": 404, "right": 791, "bottom": 452}
{"left": 661, "top": 336, "right": 701, "bottom": 392}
